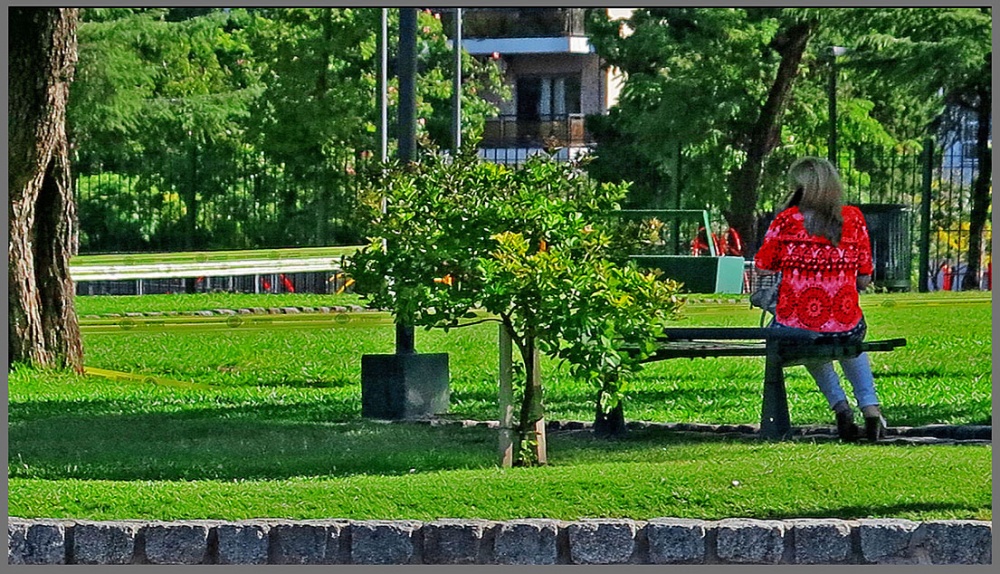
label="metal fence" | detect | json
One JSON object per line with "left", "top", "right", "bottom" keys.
{"left": 833, "top": 135, "right": 990, "bottom": 292}
{"left": 73, "top": 149, "right": 367, "bottom": 255}
{"left": 73, "top": 133, "right": 989, "bottom": 294}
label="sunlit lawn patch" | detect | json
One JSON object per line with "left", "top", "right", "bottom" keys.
{"left": 7, "top": 291, "right": 991, "bottom": 521}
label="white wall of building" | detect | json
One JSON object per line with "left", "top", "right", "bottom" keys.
{"left": 497, "top": 53, "right": 622, "bottom": 117}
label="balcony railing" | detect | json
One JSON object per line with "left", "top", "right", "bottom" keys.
{"left": 480, "top": 114, "right": 591, "bottom": 148}
{"left": 452, "top": 8, "right": 588, "bottom": 39}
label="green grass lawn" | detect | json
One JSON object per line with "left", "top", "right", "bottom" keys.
{"left": 71, "top": 291, "right": 991, "bottom": 427}
{"left": 75, "top": 292, "right": 366, "bottom": 315}
{"left": 8, "top": 291, "right": 992, "bottom": 521}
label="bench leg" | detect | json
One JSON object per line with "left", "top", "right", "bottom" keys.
{"left": 760, "top": 342, "right": 792, "bottom": 440}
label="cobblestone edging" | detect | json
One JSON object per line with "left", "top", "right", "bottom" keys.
{"left": 459, "top": 418, "right": 992, "bottom": 445}
{"left": 8, "top": 517, "right": 991, "bottom": 565}
{"left": 81, "top": 301, "right": 746, "bottom": 320}
{"left": 81, "top": 304, "right": 369, "bottom": 320}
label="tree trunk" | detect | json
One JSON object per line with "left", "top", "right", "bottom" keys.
{"left": 183, "top": 143, "right": 199, "bottom": 294}
{"left": 516, "top": 335, "right": 547, "bottom": 465}
{"left": 725, "top": 21, "right": 813, "bottom": 254}
{"left": 962, "top": 85, "right": 991, "bottom": 291}
{"left": 593, "top": 391, "right": 627, "bottom": 437}
{"left": 9, "top": 8, "right": 83, "bottom": 372}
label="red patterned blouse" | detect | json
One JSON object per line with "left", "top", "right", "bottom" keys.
{"left": 754, "top": 206, "right": 873, "bottom": 333}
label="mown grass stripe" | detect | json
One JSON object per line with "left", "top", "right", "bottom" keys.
{"left": 78, "top": 310, "right": 496, "bottom": 335}
{"left": 8, "top": 291, "right": 988, "bottom": 523}
{"left": 684, "top": 293, "right": 990, "bottom": 312}
{"left": 83, "top": 366, "right": 213, "bottom": 390}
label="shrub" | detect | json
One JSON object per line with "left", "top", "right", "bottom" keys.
{"left": 350, "top": 152, "right": 684, "bottom": 464}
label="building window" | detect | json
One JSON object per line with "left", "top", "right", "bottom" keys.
{"left": 516, "top": 75, "right": 581, "bottom": 120}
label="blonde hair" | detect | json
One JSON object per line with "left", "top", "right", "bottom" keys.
{"left": 782, "top": 157, "right": 844, "bottom": 246}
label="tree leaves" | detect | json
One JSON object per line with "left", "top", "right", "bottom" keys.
{"left": 349, "top": 151, "right": 685, "bottom": 416}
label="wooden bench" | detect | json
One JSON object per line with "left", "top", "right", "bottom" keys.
{"left": 630, "top": 327, "right": 907, "bottom": 439}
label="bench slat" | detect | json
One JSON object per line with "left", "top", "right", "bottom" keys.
{"left": 617, "top": 328, "right": 906, "bottom": 440}
{"left": 634, "top": 337, "right": 906, "bottom": 363}
{"left": 656, "top": 327, "right": 818, "bottom": 342}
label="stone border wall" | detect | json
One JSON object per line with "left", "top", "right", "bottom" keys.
{"left": 9, "top": 517, "right": 990, "bottom": 565}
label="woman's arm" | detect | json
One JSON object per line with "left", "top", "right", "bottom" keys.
{"left": 754, "top": 210, "right": 788, "bottom": 273}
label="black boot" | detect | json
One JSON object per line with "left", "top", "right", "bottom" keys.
{"left": 862, "top": 405, "right": 887, "bottom": 442}
{"left": 864, "top": 415, "right": 887, "bottom": 442}
{"left": 836, "top": 409, "right": 859, "bottom": 441}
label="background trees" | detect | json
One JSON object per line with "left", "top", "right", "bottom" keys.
{"left": 67, "top": 8, "right": 505, "bottom": 252}
{"left": 841, "top": 8, "right": 991, "bottom": 289}
{"left": 586, "top": 8, "right": 818, "bottom": 245}
{"left": 62, "top": 7, "right": 989, "bottom": 280}
{"left": 69, "top": 8, "right": 264, "bottom": 251}
{"left": 585, "top": 7, "right": 990, "bottom": 258}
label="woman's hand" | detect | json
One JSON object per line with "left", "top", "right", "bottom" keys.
{"left": 857, "top": 274, "right": 872, "bottom": 291}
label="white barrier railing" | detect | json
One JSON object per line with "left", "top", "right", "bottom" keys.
{"left": 70, "top": 256, "right": 343, "bottom": 282}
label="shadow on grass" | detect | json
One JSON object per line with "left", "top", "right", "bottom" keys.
{"left": 16, "top": 391, "right": 976, "bottom": 483}
{"left": 1, "top": 400, "right": 771, "bottom": 482}
{"left": 10, "top": 361, "right": 990, "bottom": 483}
{"left": 885, "top": 401, "right": 993, "bottom": 427}
{"left": 8, "top": 404, "right": 497, "bottom": 482}
{"left": 9, "top": 395, "right": 361, "bottom": 423}
{"left": 250, "top": 377, "right": 357, "bottom": 389}
{"left": 9, "top": 402, "right": 991, "bottom": 527}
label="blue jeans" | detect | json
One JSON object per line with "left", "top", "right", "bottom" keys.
{"left": 769, "top": 317, "right": 880, "bottom": 410}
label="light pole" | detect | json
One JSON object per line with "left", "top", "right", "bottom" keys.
{"left": 379, "top": 8, "right": 388, "bottom": 163}
{"left": 362, "top": 8, "right": 450, "bottom": 421}
{"left": 827, "top": 46, "right": 847, "bottom": 168}
{"left": 396, "top": 7, "right": 417, "bottom": 354}
{"left": 452, "top": 8, "right": 462, "bottom": 153}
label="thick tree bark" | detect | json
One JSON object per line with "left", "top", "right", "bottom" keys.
{"left": 725, "top": 21, "right": 813, "bottom": 254}
{"left": 962, "top": 84, "right": 991, "bottom": 290}
{"left": 8, "top": 8, "right": 83, "bottom": 371}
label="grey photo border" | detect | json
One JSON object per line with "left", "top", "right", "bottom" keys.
{"left": 3, "top": 0, "right": 996, "bottom": 572}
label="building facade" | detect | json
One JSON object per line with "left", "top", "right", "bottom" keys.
{"left": 449, "top": 8, "right": 630, "bottom": 164}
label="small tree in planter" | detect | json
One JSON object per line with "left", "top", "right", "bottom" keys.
{"left": 350, "top": 151, "right": 684, "bottom": 465}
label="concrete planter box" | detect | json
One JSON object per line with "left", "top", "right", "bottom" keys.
{"left": 361, "top": 353, "right": 449, "bottom": 419}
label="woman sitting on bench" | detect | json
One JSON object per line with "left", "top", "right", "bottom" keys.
{"left": 754, "top": 157, "right": 887, "bottom": 442}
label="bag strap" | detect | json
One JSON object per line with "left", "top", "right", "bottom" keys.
{"left": 750, "top": 271, "right": 781, "bottom": 328}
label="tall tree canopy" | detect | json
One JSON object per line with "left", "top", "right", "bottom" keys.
{"left": 69, "top": 8, "right": 265, "bottom": 252}
{"left": 66, "top": 8, "right": 506, "bottom": 251}
{"left": 245, "top": 8, "right": 505, "bottom": 244}
{"left": 585, "top": 8, "right": 988, "bottom": 251}
{"left": 841, "top": 7, "right": 991, "bottom": 288}
{"left": 586, "top": 8, "right": 818, "bottom": 245}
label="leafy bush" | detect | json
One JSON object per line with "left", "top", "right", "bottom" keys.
{"left": 350, "top": 152, "right": 684, "bottom": 464}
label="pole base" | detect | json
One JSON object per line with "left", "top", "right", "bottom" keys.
{"left": 361, "top": 353, "right": 450, "bottom": 419}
